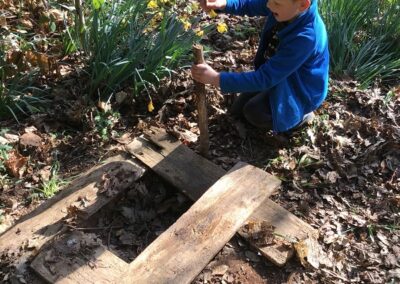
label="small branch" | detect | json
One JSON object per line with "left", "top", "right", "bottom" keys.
{"left": 192, "top": 44, "right": 209, "bottom": 157}
{"left": 69, "top": 226, "right": 124, "bottom": 231}
{"left": 321, "top": 268, "right": 350, "bottom": 283}
{"left": 74, "top": 0, "right": 85, "bottom": 49}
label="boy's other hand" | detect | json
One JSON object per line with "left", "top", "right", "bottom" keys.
{"left": 191, "top": 63, "right": 220, "bottom": 87}
{"left": 199, "top": 0, "right": 227, "bottom": 11}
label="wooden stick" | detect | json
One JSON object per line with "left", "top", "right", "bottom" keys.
{"left": 192, "top": 44, "right": 209, "bottom": 157}
{"left": 74, "top": 0, "right": 85, "bottom": 48}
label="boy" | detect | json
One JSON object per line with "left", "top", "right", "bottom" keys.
{"left": 191, "top": 0, "right": 329, "bottom": 133}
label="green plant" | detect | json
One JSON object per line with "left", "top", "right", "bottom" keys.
{"left": 0, "top": 144, "right": 12, "bottom": 173}
{"left": 320, "top": 0, "right": 400, "bottom": 87}
{"left": 94, "top": 110, "right": 120, "bottom": 140}
{"left": 0, "top": 76, "right": 49, "bottom": 122}
{"left": 234, "top": 22, "right": 257, "bottom": 40}
{"left": 38, "top": 161, "right": 66, "bottom": 199}
{"left": 0, "top": 38, "right": 49, "bottom": 121}
{"left": 0, "top": 208, "right": 4, "bottom": 224}
{"left": 67, "top": 0, "right": 201, "bottom": 100}
{"left": 383, "top": 89, "right": 396, "bottom": 105}
{"left": 267, "top": 156, "right": 284, "bottom": 167}
{"left": 40, "top": 176, "right": 61, "bottom": 198}
{"left": 62, "top": 25, "right": 79, "bottom": 55}
{"left": 297, "top": 154, "right": 320, "bottom": 169}
{"left": 0, "top": 174, "right": 10, "bottom": 191}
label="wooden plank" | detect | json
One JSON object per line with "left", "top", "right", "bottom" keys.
{"left": 0, "top": 154, "right": 145, "bottom": 269}
{"left": 127, "top": 133, "right": 223, "bottom": 200}
{"left": 31, "top": 231, "right": 128, "bottom": 284}
{"left": 126, "top": 127, "right": 317, "bottom": 266}
{"left": 121, "top": 162, "right": 279, "bottom": 284}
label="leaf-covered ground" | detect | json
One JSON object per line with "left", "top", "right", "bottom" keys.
{"left": 1, "top": 2, "right": 400, "bottom": 283}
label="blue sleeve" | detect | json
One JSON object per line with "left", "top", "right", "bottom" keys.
{"left": 220, "top": 35, "right": 315, "bottom": 93}
{"left": 224, "top": 0, "right": 270, "bottom": 17}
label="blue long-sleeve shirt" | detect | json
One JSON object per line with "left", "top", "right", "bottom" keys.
{"left": 220, "top": 0, "right": 329, "bottom": 132}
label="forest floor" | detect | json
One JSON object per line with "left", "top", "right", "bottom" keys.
{"left": 1, "top": 2, "right": 400, "bottom": 284}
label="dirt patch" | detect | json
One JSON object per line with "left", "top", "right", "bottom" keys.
{"left": 194, "top": 237, "right": 298, "bottom": 284}
{"left": 82, "top": 172, "right": 192, "bottom": 262}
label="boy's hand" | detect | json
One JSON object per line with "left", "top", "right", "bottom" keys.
{"left": 199, "top": 0, "right": 227, "bottom": 11}
{"left": 191, "top": 63, "right": 220, "bottom": 87}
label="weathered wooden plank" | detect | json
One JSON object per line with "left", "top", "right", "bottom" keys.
{"left": 126, "top": 127, "right": 317, "bottom": 266}
{"left": 0, "top": 154, "right": 145, "bottom": 269}
{"left": 121, "top": 162, "right": 279, "bottom": 284}
{"left": 31, "top": 231, "right": 128, "bottom": 284}
{"left": 127, "top": 133, "right": 223, "bottom": 200}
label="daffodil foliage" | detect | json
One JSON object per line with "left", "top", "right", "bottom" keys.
{"left": 82, "top": 0, "right": 211, "bottom": 99}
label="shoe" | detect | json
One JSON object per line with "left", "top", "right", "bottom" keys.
{"left": 298, "top": 112, "right": 315, "bottom": 127}
{"left": 286, "top": 112, "right": 315, "bottom": 135}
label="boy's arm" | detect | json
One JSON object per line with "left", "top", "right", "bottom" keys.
{"left": 224, "top": 0, "right": 270, "bottom": 17}
{"left": 219, "top": 36, "right": 314, "bottom": 93}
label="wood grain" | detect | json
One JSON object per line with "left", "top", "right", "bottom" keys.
{"left": 0, "top": 155, "right": 144, "bottom": 269}
{"left": 121, "top": 162, "right": 279, "bottom": 284}
{"left": 193, "top": 44, "right": 209, "bottom": 157}
{"left": 126, "top": 127, "right": 317, "bottom": 266}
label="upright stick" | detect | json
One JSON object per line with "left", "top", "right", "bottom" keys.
{"left": 192, "top": 44, "right": 210, "bottom": 157}
{"left": 74, "top": 0, "right": 85, "bottom": 48}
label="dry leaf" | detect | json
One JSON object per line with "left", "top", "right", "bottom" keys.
{"left": 25, "top": 126, "right": 38, "bottom": 133}
{"left": 325, "top": 171, "right": 339, "bottom": 183}
{"left": 19, "top": 18, "right": 33, "bottom": 29}
{"left": 4, "top": 150, "right": 28, "bottom": 178}
{"left": 294, "top": 237, "right": 332, "bottom": 269}
{"left": 0, "top": 136, "right": 8, "bottom": 145}
{"left": 0, "top": 214, "right": 13, "bottom": 235}
{"left": 387, "top": 268, "right": 400, "bottom": 280}
{"left": 112, "top": 133, "right": 132, "bottom": 144}
{"left": 4, "top": 133, "right": 19, "bottom": 143}
{"left": 38, "top": 166, "right": 51, "bottom": 182}
{"left": 212, "top": 264, "right": 229, "bottom": 276}
{"left": 97, "top": 100, "right": 112, "bottom": 112}
{"left": 24, "top": 51, "right": 51, "bottom": 74}
{"left": 0, "top": 15, "right": 7, "bottom": 28}
{"left": 171, "top": 125, "right": 198, "bottom": 143}
{"left": 115, "top": 91, "right": 128, "bottom": 105}
{"left": 239, "top": 220, "right": 276, "bottom": 246}
{"left": 79, "top": 232, "right": 102, "bottom": 248}
{"left": 20, "top": 132, "right": 42, "bottom": 148}
{"left": 48, "top": 8, "right": 64, "bottom": 23}
{"left": 99, "top": 172, "right": 121, "bottom": 197}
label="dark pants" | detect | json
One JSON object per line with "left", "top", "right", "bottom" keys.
{"left": 230, "top": 92, "right": 273, "bottom": 129}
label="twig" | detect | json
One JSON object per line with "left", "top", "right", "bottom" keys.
{"left": 321, "top": 268, "right": 350, "bottom": 283}
{"left": 192, "top": 44, "right": 209, "bottom": 157}
{"left": 72, "top": 226, "right": 124, "bottom": 231}
{"left": 74, "top": 0, "right": 85, "bottom": 48}
{"left": 107, "top": 226, "right": 113, "bottom": 248}
{"left": 105, "top": 218, "right": 119, "bottom": 248}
